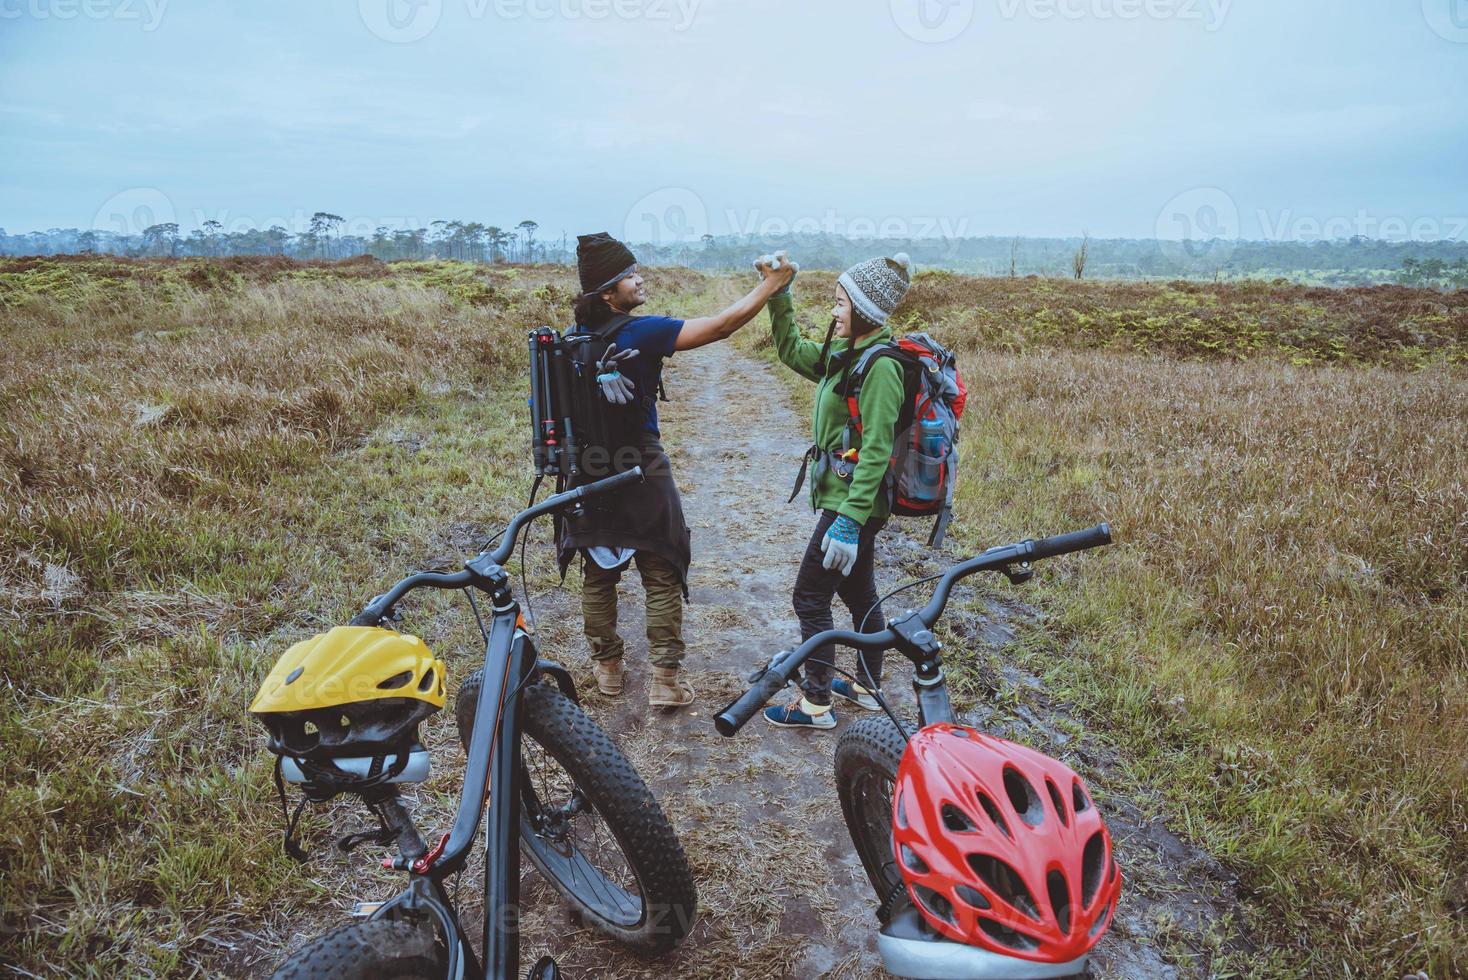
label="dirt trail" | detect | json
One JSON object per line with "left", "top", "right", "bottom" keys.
{"left": 514, "top": 336, "right": 1248, "bottom": 978}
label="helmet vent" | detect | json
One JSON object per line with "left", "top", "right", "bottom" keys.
{"left": 1081, "top": 831, "right": 1106, "bottom": 907}
{"left": 1002, "top": 766, "right": 1045, "bottom": 828}
{"left": 377, "top": 671, "right": 413, "bottom": 690}
{"left": 967, "top": 853, "right": 1040, "bottom": 921}
{"left": 977, "top": 915, "right": 1040, "bottom": 952}
{"left": 1047, "top": 870, "right": 1072, "bottom": 935}
{"left": 417, "top": 667, "right": 436, "bottom": 693}
{"left": 285, "top": 666, "right": 304, "bottom": 685}
{"left": 895, "top": 789, "right": 909, "bottom": 829}
{"left": 941, "top": 804, "right": 976, "bottom": 833}
{"left": 1072, "top": 779, "right": 1090, "bottom": 813}
{"left": 911, "top": 884, "right": 956, "bottom": 927}
{"left": 1090, "top": 899, "right": 1114, "bottom": 936}
{"left": 1045, "top": 777, "right": 1069, "bottom": 828}
{"left": 901, "top": 845, "right": 930, "bottom": 875}
{"left": 954, "top": 884, "right": 990, "bottom": 910}
{"left": 975, "top": 790, "right": 1012, "bottom": 839}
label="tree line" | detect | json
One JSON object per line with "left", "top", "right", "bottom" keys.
{"left": 2, "top": 214, "right": 1466, "bottom": 286}
{"left": 0, "top": 214, "right": 564, "bottom": 265}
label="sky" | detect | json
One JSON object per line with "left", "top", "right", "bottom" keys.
{"left": 1, "top": 0, "right": 1466, "bottom": 244}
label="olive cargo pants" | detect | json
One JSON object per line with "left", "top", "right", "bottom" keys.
{"left": 581, "top": 550, "right": 686, "bottom": 669}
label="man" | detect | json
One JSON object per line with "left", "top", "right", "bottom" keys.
{"left": 558, "top": 232, "right": 793, "bottom": 708}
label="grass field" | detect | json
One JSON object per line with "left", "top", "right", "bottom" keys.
{"left": 745, "top": 269, "right": 1467, "bottom": 977}
{"left": 2, "top": 255, "right": 1465, "bottom": 977}
{"left": 0, "top": 255, "right": 651, "bottom": 976}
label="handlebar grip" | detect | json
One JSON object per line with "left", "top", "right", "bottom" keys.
{"left": 578, "top": 467, "right": 644, "bottom": 499}
{"left": 347, "top": 593, "right": 389, "bottom": 627}
{"left": 715, "top": 668, "right": 791, "bottom": 737}
{"left": 1030, "top": 522, "right": 1111, "bottom": 562}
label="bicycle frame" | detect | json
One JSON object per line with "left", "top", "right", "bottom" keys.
{"left": 262, "top": 470, "right": 645, "bottom": 980}
{"left": 335, "top": 549, "right": 582, "bottom": 980}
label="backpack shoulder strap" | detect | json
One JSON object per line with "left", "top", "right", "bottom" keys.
{"left": 583, "top": 313, "right": 634, "bottom": 342}
{"left": 842, "top": 342, "right": 918, "bottom": 435}
{"left": 840, "top": 341, "right": 897, "bottom": 400}
{"left": 850, "top": 341, "right": 924, "bottom": 389}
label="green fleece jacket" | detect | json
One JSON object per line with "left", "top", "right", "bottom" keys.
{"left": 767, "top": 291, "right": 905, "bottom": 527}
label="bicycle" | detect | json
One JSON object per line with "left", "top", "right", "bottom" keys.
{"left": 258, "top": 468, "right": 697, "bottom": 980}
{"left": 715, "top": 524, "right": 1120, "bottom": 980}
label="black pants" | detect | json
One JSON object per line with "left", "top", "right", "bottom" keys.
{"left": 794, "top": 510, "right": 888, "bottom": 706}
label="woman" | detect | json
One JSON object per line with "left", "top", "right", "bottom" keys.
{"left": 760, "top": 251, "right": 914, "bottom": 730}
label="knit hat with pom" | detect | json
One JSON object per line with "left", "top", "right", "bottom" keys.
{"left": 838, "top": 253, "right": 914, "bottom": 329}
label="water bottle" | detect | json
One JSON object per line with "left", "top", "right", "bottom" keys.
{"left": 916, "top": 417, "right": 947, "bottom": 501}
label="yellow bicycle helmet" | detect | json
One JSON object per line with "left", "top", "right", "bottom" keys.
{"left": 249, "top": 626, "right": 446, "bottom": 773}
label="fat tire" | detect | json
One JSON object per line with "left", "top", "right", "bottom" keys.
{"left": 835, "top": 716, "right": 914, "bottom": 907}
{"left": 270, "top": 918, "right": 444, "bottom": 980}
{"left": 457, "top": 672, "right": 697, "bottom": 956}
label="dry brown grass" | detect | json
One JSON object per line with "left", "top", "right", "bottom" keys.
{"left": 749, "top": 269, "right": 1466, "bottom": 976}
{"left": 900, "top": 269, "right": 1467, "bottom": 367}
{"left": 0, "top": 256, "right": 711, "bottom": 976}
{"left": 6, "top": 256, "right": 1464, "bottom": 976}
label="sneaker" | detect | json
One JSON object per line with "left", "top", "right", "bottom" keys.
{"left": 832, "top": 678, "right": 881, "bottom": 711}
{"left": 763, "top": 697, "right": 837, "bottom": 730}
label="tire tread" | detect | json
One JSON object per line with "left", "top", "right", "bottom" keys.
{"left": 457, "top": 675, "right": 697, "bottom": 956}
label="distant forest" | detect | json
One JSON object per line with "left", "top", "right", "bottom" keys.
{"left": 4, "top": 213, "right": 1467, "bottom": 288}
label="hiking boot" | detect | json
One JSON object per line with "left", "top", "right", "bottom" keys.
{"left": 648, "top": 666, "right": 694, "bottom": 707}
{"left": 832, "top": 678, "right": 881, "bottom": 711}
{"left": 592, "top": 658, "right": 624, "bottom": 697}
{"left": 763, "top": 697, "right": 836, "bottom": 730}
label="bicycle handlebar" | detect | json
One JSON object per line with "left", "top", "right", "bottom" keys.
{"left": 713, "top": 522, "right": 1111, "bottom": 736}
{"left": 348, "top": 468, "right": 645, "bottom": 627}
{"left": 485, "top": 466, "right": 644, "bottom": 566}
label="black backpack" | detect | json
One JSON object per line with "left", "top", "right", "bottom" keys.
{"left": 528, "top": 314, "right": 647, "bottom": 489}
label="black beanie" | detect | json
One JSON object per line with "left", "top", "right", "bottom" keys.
{"left": 576, "top": 232, "right": 637, "bottom": 295}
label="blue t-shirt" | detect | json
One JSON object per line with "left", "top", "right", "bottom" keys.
{"left": 572, "top": 315, "right": 683, "bottom": 435}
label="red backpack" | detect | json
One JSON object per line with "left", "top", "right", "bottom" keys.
{"left": 791, "top": 333, "right": 967, "bottom": 546}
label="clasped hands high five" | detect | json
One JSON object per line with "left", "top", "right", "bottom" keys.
{"left": 753, "top": 249, "right": 798, "bottom": 294}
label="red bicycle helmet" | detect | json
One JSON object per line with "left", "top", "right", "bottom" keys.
{"left": 891, "top": 724, "right": 1121, "bottom": 964}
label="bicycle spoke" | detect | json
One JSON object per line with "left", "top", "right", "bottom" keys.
{"left": 518, "top": 731, "right": 646, "bottom": 926}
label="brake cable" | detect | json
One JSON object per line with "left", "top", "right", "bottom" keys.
{"left": 848, "top": 571, "right": 951, "bottom": 743}
{"left": 463, "top": 476, "right": 543, "bottom": 639}
{"left": 465, "top": 589, "right": 488, "bottom": 645}
{"left": 857, "top": 572, "right": 945, "bottom": 634}
{"left": 519, "top": 477, "right": 541, "bottom": 630}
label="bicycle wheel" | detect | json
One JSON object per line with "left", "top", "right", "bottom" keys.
{"left": 835, "top": 716, "right": 914, "bottom": 911}
{"left": 456, "top": 672, "right": 697, "bottom": 956}
{"left": 271, "top": 918, "right": 445, "bottom": 980}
